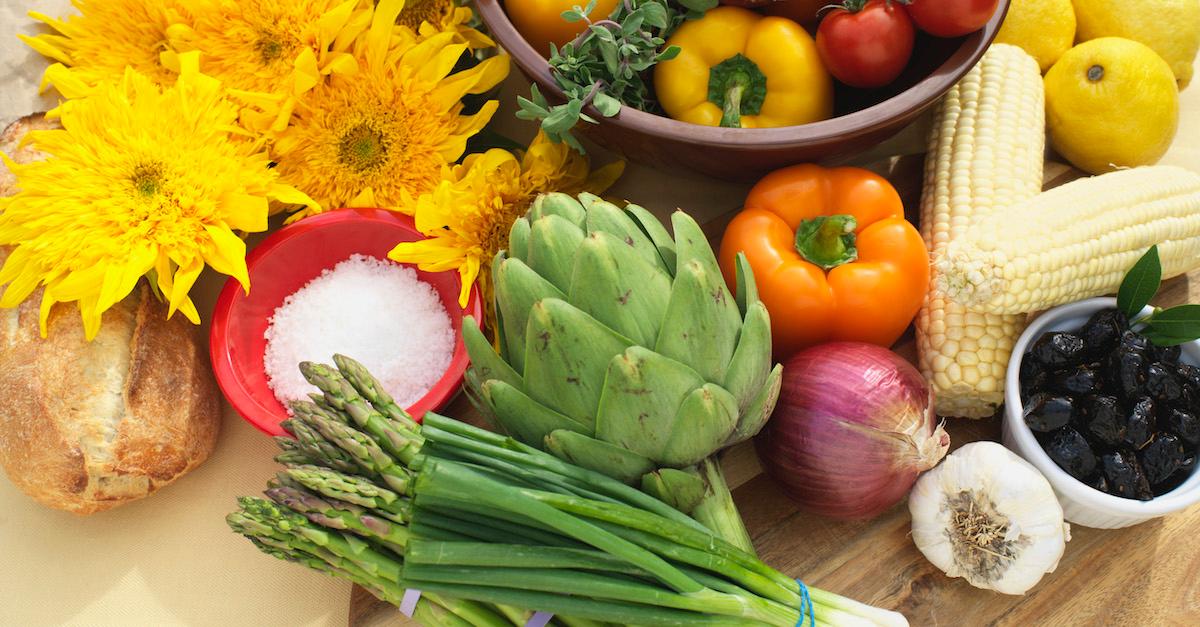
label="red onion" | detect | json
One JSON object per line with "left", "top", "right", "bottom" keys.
{"left": 756, "top": 342, "right": 949, "bottom": 520}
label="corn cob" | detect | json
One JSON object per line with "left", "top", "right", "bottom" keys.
{"left": 938, "top": 165, "right": 1200, "bottom": 314}
{"left": 916, "top": 44, "right": 1045, "bottom": 419}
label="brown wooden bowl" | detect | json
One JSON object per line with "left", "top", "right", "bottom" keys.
{"left": 476, "top": 0, "right": 1010, "bottom": 181}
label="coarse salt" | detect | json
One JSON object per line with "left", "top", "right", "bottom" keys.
{"left": 263, "top": 254, "right": 455, "bottom": 409}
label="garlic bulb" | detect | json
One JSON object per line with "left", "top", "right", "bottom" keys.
{"left": 909, "top": 442, "right": 1071, "bottom": 595}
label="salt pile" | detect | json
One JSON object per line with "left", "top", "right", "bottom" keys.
{"left": 263, "top": 254, "right": 455, "bottom": 408}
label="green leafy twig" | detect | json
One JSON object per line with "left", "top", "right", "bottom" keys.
{"left": 516, "top": 0, "right": 717, "bottom": 152}
{"left": 1118, "top": 245, "right": 1200, "bottom": 346}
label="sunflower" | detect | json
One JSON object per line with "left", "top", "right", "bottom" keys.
{"left": 398, "top": 0, "right": 494, "bottom": 49}
{"left": 0, "top": 53, "right": 317, "bottom": 339}
{"left": 388, "top": 132, "right": 624, "bottom": 314}
{"left": 20, "top": 0, "right": 188, "bottom": 89}
{"left": 270, "top": 0, "right": 508, "bottom": 218}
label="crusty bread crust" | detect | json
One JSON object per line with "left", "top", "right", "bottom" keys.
{"left": 0, "top": 113, "right": 221, "bottom": 515}
{"left": 0, "top": 112, "right": 59, "bottom": 196}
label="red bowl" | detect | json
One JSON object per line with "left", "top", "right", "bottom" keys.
{"left": 210, "top": 208, "right": 482, "bottom": 436}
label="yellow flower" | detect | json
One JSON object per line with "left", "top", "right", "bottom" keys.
{"left": 270, "top": 0, "right": 509, "bottom": 218}
{"left": 398, "top": 0, "right": 495, "bottom": 49}
{"left": 388, "top": 133, "right": 624, "bottom": 312}
{"left": 0, "top": 54, "right": 317, "bottom": 340}
{"left": 169, "top": 0, "right": 374, "bottom": 133}
{"left": 21, "top": 0, "right": 189, "bottom": 89}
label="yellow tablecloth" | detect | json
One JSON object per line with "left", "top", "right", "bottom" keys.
{"left": 1, "top": 2, "right": 1198, "bottom": 625}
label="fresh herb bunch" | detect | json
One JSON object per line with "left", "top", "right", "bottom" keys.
{"left": 1117, "top": 245, "right": 1200, "bottom": 346}
{"left": 517, "top": 0, "right": 717, "bottom": 152}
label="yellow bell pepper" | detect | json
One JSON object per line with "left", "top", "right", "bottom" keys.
{"left": 654, "top": 6, "right": 833, "bottom": 129}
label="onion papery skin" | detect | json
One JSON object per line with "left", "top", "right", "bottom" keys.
{"left": 755, "top": 342, "right": 949, "bottom": 520}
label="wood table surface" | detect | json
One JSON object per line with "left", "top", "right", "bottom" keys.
{"left": 349, "top": 155, "right": 1200, "bottom": 626}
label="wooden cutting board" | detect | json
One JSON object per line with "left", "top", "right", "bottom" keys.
{"left": 350, "top": 159, "right": 1200, "bottom": 626}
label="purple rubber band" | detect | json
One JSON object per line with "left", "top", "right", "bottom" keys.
{"left": 526, "top": 611, "right": 554, "bottom": 627}
{"left": 399, "top": 588, "right": 422, "bottom": 618}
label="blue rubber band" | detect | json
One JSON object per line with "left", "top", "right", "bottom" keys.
{"left": 796, "top": 580, "right": 814, "bottom": 627}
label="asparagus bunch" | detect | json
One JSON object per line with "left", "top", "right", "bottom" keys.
{"left": 228, "top": 355, "right": 907, "bottom": 627}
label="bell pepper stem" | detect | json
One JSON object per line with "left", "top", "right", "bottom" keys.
{"left": 720, "top": 82, "right": 746, "bottom": 128}
{"left": 795, "top": 215, "right": 859, "bottom": 270}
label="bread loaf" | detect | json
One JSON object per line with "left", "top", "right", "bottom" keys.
{"left": 0, "top": 114, "right": 221, "bottom": 514}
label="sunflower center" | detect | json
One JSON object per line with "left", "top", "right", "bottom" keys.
{"left": 337, "top": 122, "right": 396, "bottom": 173}
{"left": 131, "top": 162, "right": 166, "bottom": 197}
{"left": 254, "top": 27, "right": 294, "bottom": 65}
{"left": 397, "top": 0, "right": 451, "bottom": 29}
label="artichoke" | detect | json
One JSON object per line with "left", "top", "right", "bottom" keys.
{"left": 463, "top": 192, "right": 782, "bottom": 551}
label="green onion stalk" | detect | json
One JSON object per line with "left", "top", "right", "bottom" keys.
{"left": 227, "top": 355, "right": 908, "bottom": 627}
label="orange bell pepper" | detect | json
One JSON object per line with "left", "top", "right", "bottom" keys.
{"left": 718, "top": 164, "right": 929, "bottom": 357}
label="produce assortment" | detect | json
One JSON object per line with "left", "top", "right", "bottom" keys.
{"left": 1, "top": 0, "right": 1200, "bottom": 624}
{"left": 516, "top": 0, "right": 1000, "bottom": 145}
{"left": 230, "top": 355, "right": 908, "bottom": 627}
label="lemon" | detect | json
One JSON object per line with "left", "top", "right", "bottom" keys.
{"left": 1045, "top": 38, "right": 1179, "bottom": 174}
{"left": 1072, "top": 0, "right": 1200, "bottom": 88}
{"left": 995, "top": 0, "right": 1076, "bottom": 72}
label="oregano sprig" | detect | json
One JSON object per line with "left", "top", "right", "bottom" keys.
{"left": 1118, "top": 246, "right": 1200, "bottom": 346}
{"left": 515, "top": 0, "right": 717, "bottom": 152}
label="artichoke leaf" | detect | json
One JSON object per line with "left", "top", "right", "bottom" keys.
{"left": 722, "top": 300, "right": 772, "bottom": 413}
{"left": 658, "top": 384, "right": 739, "bottom": 468}
{"left": 483, "top": 379, "right": 591, "bottom": 449}
{"left": 521, "top": 298, "right": 632, "bottom": 428}
{"left": 462, "top": 315, "right": 522, "bottom": 391}
{"left": 495, "top": 257, "right": 566, "bottom": 375}
{"left": 733, "top": 251, "right": 760, "bottom": 316}
{"left": 641, "top": 467, "right": 706, "bottom": 515}
{"left": 545, "top": 429, "right": 655, "bottom": 485}
{"left": 727, "top": 363, "right": 783, "bottom": 446}
{"left": 526, "top": 213, "right": 586, "bottom": 294}
{"left": 583, "top": 200, "right": 664, "bottom": 272}
{"left": 529, "top": 192, "right": 586, "bottom": 228}
{"left": 594, "top": 346, "right": 706, "bottom": 463}
{"left": 654, "top": 258, "right": 741, "bottom": 384}
{"left": 623, "top": 203, "right": 678, "bottom": 275}
{"left": 568, "top": 232, "right": 672, "bottom": 348}
{"left": 508, "top": 217, "right": 531, "bottom": 263}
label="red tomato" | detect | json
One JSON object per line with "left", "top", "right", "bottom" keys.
{"left": 904, "top": 0, "right": 999, "bottom": 38}
{"left": 815, "top": 0, "right": 915, "bottom": 89}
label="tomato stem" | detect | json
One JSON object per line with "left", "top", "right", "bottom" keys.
{"left": 795, "top": 215, "right": 859, "bottom": 270}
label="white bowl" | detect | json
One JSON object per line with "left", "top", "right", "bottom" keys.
{"left": 1003, "top": 297, "right": 1200, "bottom": 529}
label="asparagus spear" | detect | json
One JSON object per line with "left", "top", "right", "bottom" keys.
{"left": 333, "top": 354, "right": 422, "bottom": 428}
{"left": 265, "top": 485, "right": 411, "bottom": 552}
{"left": 288, "top": 406, "right": 415, "bottom": 493}
{"left": 299, "top": 361, "right": 425, "bottom": 462}
{"left": 279, "top": 465, "right": 411, "bottom": 514}
{"left": 281, "top": 418, "right": 362, "bottom": 474}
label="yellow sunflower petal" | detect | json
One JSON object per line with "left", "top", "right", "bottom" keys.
{"left": 348, "top": 187, "right": 376, "bottom": 208}
{"left": 294, "top": 48, "right": 322, "bottom": 95}
{"left": 366, "top": 0, "right": 407, "bottom": 70}
{"left": 456, "top": 255, "right": 481, "bottom": 307}
{"left": 17, "top": 33, "right": 72, "bottom": 66}
{"left": 202, "top": 226, "right": 251, "bottom": 291}
{"left": 168, "top": 258, "right": 204, "bottom": 317}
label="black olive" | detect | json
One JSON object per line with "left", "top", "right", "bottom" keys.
{"left": 1151, "top": 454, "right": 1195, "bottom": 496}
{"left": 1144, "top": 363, "right": 1184, "bottom": 405}
{"left": 1080, "top": 308, "right": 1127, "bottom": 357}
{"left": 1165, "top": 408, "right": 1200, "bottom": 447}
{"left": 1082, "top": 395, "right": 1126, "bottom": 447}
{"left": 1023, "top": 394, "right": 1075, "bottom": 432}
{"left": 1045, "top": 427, "right": 1098, "bottom": 481}
{"left": 1118, "top": 329, "right": 1153, "bottom": 357}
{"left": 1100, "top": 450, "right": 1154, "bottom": 500}
{"left": 1084, "top": 473, "right": 1109, "bottom": 493}
{"left": 1019, "top": 356, "right": 1048, "bottom": 403}
{"left": 1050, "top": 365, "right": 1102, "bottom": 396}
{"left": 1031, "top": 332, "right": 1087, "bottom": 370}
{"left": 1178, "top": 364, "right": 1200, "bottom": 410}
{"left": 1124, "top": 397, "right": 1157, "bottom": 450}
{"left": 1106, "top": 349, "right": 1147, "bottom": 400}
{"left": 1139, "top": 433, "right": 1188, "bottom": 487}
{"left": 1153, "top": 343, "right": 1182, "bottom": 364}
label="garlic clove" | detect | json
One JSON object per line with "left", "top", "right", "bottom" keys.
{"left": 909, "top": 441, "right": 1070, "bottom": 595}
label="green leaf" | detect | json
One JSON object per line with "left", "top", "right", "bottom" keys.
{"left": 678, "top": 0, "right": 718, "bottom": 11}
{"left": 1117, "top": 245, "right": 1162, "bottom": 319}
{"left": 592, "top": 91, "right": 622, "bottom": 117}
{"left": 1144, "top": 304, "right": 1200, "bottom": 345}
{"left": 640, "top": 2, "right": 669, "bottom": 29}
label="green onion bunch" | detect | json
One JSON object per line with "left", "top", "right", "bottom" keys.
{"left": 228, "top": 355, "right": 908, "bottom": 627}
